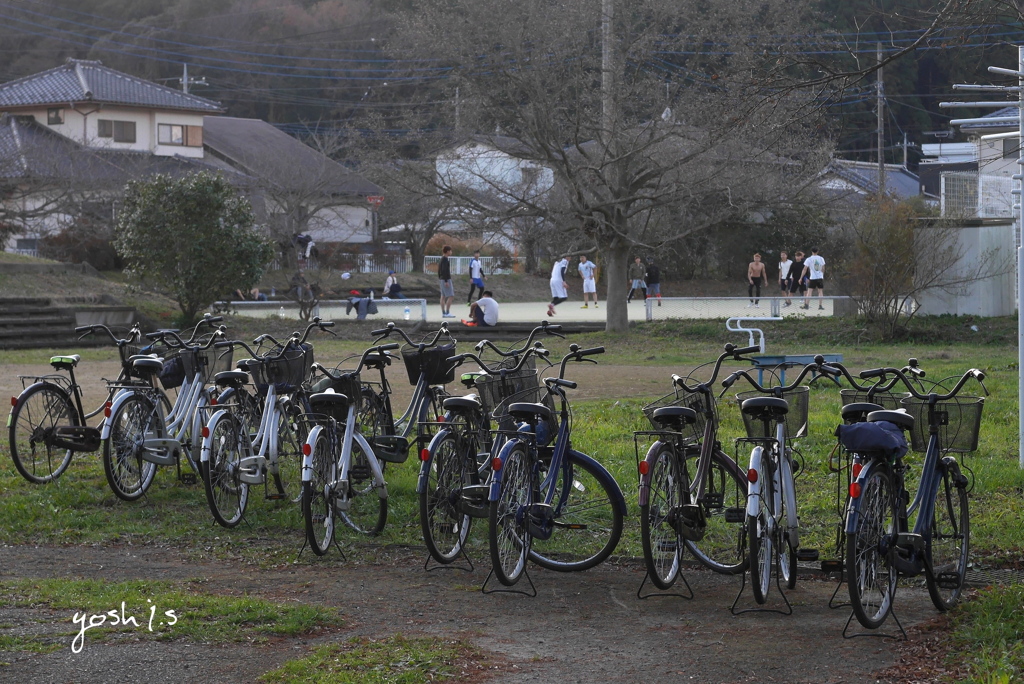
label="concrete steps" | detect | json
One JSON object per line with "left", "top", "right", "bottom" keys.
{"left": 0, "top": 298, "right": 137, "bottom": 349}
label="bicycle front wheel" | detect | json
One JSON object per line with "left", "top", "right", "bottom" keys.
{"left": 9, "top": 383, "right": 77, "bottom": 484}
{"left": 640, "top": 442, "right": 685, "bottom": 589}
{"left": 489, "top": 442, "right": 532, "bottom": 586}
{"left": 847, "top": 461, "right": 897, "bottom": 629}
{"left": 747, "top": 452, "right": 775, "bottom": 604}
{"left": 683, "top": 449, "right": 749, "bottom": 574}
{"left": 102, "top": 394, "right": 159, "bottom": 501}
{"left": 926, "top": 460, "right": 970, "bottom": 612}
{"left": 302, "top": 430, "right": 336, "bottom": 555}
{"left": 338, "top": 439, "right": 387, "bottom": 535}
{"left": 272, "top": 400, "right": 303, "bottom": 503}
{"left": 203, "top": 413, "right": 250, "bottom": 528}
{"left": 420, "top": 428, "right": 473, "bottom": 564}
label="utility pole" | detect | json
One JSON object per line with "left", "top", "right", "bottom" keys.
{"left": 877, "top": 43, "right": 885, "bottom": 194}
{"left": 180, "top": 64, "right": 207, "bottom": 95}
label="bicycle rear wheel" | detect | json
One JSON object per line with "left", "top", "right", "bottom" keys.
{"left": 302, "top": 429, "right": 336, "bottom": 555}
{"left": 489, "top": 442, "right": 532, "bottom": 586}
{"left": 926, "top": 460, "right": 970, "bottom": 612}
{"left": 203, "top": 413, "right": 250, "bottom": 528}
{"left": 420, "top": 428, "right": 473, "bottom": 563}
{"left": 847, "top": 461, "right": 897, "bottom": 629}
{"left": 272, "top": 400, "right": 303, "bottom": 503}
{"left": 683, "top": 449, "right": 748, "bottom": 574}
{"left": 103, "top": 394, "right": 159, "bottom": 501}
{"left": 640, "top": 441, "right": 685, "bottom": 589}
{"left": 338, "top": 439, "right": 387, "bottom": 535}
{"left": 747, "top": 451, "right": 775, "bottom": 604}
{"left": 9, "top": 383, "right": 77, "bottom": 484}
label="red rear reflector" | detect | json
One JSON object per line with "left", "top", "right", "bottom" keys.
{"left": 849, "top": 482, "right": 862, "bottom": 499}
{"left": 10, "top": 396, "right": 17, "bottom": 407}
{"left": 201, "top": 426, "right": 210, "bottom": 438}
{"left": 491, "top": 457, "right": 502, "bottom": 472}
{"left": 438, "top": 415, "right": 445, "bottom": 423}
{"left": 104, "top": 407, "right": 111, "bottom": 417}
{"left": 105, "top": 401, "right": 112, "bottom": 409}
{"left": 420, "top": 448, "right": 430, "bottom": 461}
{"left": 638, "top": 461, "right": 650, "bottom": 475}
{"left": 747, "top": 468, "right": 758, "bottom": 483}
{"left": 852, "top": 463, "right": 863, "bottom": 478}
{"left": 210, "top": 396, "right": 217, "bottom": 406}
{"left": 302, "top": 443, "right": 312, "bottom": 456}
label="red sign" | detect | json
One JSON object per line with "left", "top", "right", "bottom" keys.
{"left": 367, "top": 195, "right": 384, "bottom": 208}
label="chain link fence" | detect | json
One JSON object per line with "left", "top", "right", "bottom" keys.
{"left": 643, "top": 296, "right": 857, "bottom": 320}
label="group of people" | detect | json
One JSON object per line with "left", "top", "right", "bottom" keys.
{"left": 747, "top": 247, "right": 826, "bottom": 309}
{"left": 546, "top": 254, "right": 661, "bottom": 316}
{"left": 437, "top": 246, "right": 500, "bottom": 327}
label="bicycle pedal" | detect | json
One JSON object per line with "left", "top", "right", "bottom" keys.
{"left": 820, "top": 559, "right": 843, "bottom": 574}
{"left": 179, "top": 473, "right": 198, "bottom": 486}
{"left": 265, "top": 493, "right": 286, "bottom": 501}
{"left": 657, "top": 540, "right": 677, "bottom": 553}
{"left": 936, "top": 571, "right": 963, "bottom": 589}
{"left": 796, "top": 548, "right": 819, "bottom": 562}
{"left": 350, "top": 465, "right": 371, "bottom": 483}
{"left": 704, "top": 492, "right": 724, "bottom": 508}
{"left": 724, "top": 507, "right": 745, "bottom": 524}
{"left": 897, "top": 532, "right": 925, "bottom": 552}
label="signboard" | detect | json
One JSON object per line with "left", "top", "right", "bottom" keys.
{"left": 367, "top": 195, "right": 384, "bottom": 208}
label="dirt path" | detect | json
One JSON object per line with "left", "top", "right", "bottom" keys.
{"left": 0, "top": 544, "right": 933, "bottom": 683}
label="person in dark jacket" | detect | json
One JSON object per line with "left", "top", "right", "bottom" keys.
{"left": 644, "top": 258, "right": 661, "bottom": 306}
{"left": 438, "top": 245, "right": 454, "bottom": 318}
{"left": 627, "top": 256, "right": 647, "bottom": 302}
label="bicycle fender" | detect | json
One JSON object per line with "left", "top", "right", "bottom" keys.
{"left": 99, "top": 390, "right": 144, "bottom": 440}
{"left": 489, "top": 438, "right": 523, "bottom": 501}
{"left": 568, "top": 449, "right": 629, "bottom": 516}
{"left": 8, "top": 381, "right": 70, "bottom": 428}
{"left": 416, "top": 427, "right": 454, "bottom": 495}
{"left": 637, "top": 441, "right": 668, "bottom": 508}
{"left": 301, "top": 424, "right": 325, "bottom": 482}
{"left": 199, "top": 409, "right": 231, "bottom": 464}
{"left": 844, "top": 459, "right": 880, "bottom": 535}
{"left": 745, "top": 446, "right": 764, "bottom": 518}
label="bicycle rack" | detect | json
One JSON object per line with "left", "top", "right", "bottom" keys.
{"left": 424, "top": 547, "right": 475, "bottom": 574}
{"left": 729, "top": 527, "right": 793, "bottom": 617}
{"left": 636, "top": 569, "right": 694, "bottom": 601}
{"left": 842, "top": 607, "right": 907, "bottom": 640}
{"left": 481, "top": 568, "right": 537, "bottom": 597}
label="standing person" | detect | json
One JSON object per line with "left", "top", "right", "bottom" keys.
{"left": 438, "top": 245, "right": 455, "bottom": 318}
{"left": 747, "top": 253, "right": 766, "bottom": 308}
{"left": 789, "top": 251, "right": 806, "bottom": 305}
{"left": 578, "top": 255, "right": 598, "bottom": 308}
{"left": 547, "top": 255, "right": 570, "bottom": 316}
{"left": 467, "top": 250, "right": 486, "bottom": 304}
{"left": 801, "top": 247, "right": 826, "bottom": 310}
{"left": 778, "top": 251, "right": 794, "bottom": 307}
{"left": 465, "top": 290, "right": 499, "bottom": 327}
{"left": 645, "top": 257, "right": 662, "bottom": 306}
{"left": 382, "top": 270, "right": 405, "bottom": 299}
{"left": 627, "top": 256, "right": 647, "bottom": 302}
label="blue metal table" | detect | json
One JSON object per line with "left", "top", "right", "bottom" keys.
{"left": 750, "top": 354, "right": 843, "bottom": 386}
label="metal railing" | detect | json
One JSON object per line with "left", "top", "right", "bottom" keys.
{"left": 644, "top": 296, "right": 857, "bottom": 321}
{"left": 422, "top": 255, "right": 524, "bottom": 275}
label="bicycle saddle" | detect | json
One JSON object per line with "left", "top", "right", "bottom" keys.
{"left": 214, "top": 370, "right": 250, "bottom": 387}
{"left": 740, "top": 396, "right": 789, "bottom": 418}
{"left": 842, "top": 402, "right": 885, "bottom": 423}
{"left": 310, "top": 391, "right": 350, "bottom": 407}
{"left": 508, "top": 402, "right": 553, "bottom": 423}
{"left": 363, "top": 352, "right": 391, "bottom": 369}
{"left": 49, "top": 354, "right": 81, "bottom": 369}
{"left": 130, "top": 356, "right": 164, "bottom": 375}
{"left": 651, "top": 406, "right": 698, "bottom": 427}
{"left": 443, "top": 396, "right": 481, "bottom": 411}
{"left": 867, "top": 409, "right": 914, "bottom": 431}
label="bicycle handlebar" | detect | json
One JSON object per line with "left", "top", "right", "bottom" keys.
{"left": 858, "top": 365, "right": 986, "bottom": 401}
{"left": 555, "top": 344, "right": 604, "bottom": 380}
{"left": 75, "top": 323, "right": 143, "bottom": 347}
{"left": 352, "top": 343, "right": 401, "bottom": 374}
{"left": 371, "top": 321, "right": 451, "bottom": 349}
{"left": 721, "top": 354, "right": 838, "bottom": 397}
{"left": 447, "top": 344, "right": 549, "bottom": 376}
{"left": 473, "top": 321, "right": 565, "bottom": 358}
{"left": 672, "top": 343, "right": 762, "bottom": 394}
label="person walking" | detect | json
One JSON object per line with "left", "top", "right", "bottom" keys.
{"left": 438, "top": 245, "right": 455, "bottom": 318}
{"left": 627, "top": 256, "right": 647, "bottom": 302}
{"left": 778, "top": 251, "right": 794, "bottom": 307}
{"left": 801, "top": 247, "right": 826, "bottom": 310}
{"left": 548, "top": 255, "right": 570, "bottom": 316}
{"left": 578, "top": 255, "right": 598, "bottom": 308}
{"left": 645, "top": 257, "right": 662, "bottom": 306}
{"left": 467, "top": 250, "right": 486, "bottom": 304}
{"left": 747, "top": 253, "right": 766, "bottom": 307}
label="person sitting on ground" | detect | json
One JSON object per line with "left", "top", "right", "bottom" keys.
{"left": 465, "top": 290, "right": 499, "bottom": 327}
{"left": 382, "top": 270, "right": 405, "bottom": 299}
{"left": 250, "top": 288, "right": 268, "bottom": 302}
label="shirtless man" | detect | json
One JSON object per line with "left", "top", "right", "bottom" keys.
{"left": 747, "top": 253, "right": 766, "bottom": 308}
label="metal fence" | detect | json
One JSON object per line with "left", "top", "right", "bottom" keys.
{"left": 941, "top": 171, "right": 1016, "bottom": 219}
{"left": 422, "top": 255, "right": 524, "bottom": 275}
{"left": 644, "top": 296, "right": 857, "bottom": 321}
{"left": 226, "top": 298, "right": 429, "bottom": 323}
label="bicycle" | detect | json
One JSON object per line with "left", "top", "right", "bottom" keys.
{"left": 200, "top": 318, "right": 335, "bottom": 528}
{"left": 636, "top": 344, "right": 757, "bottom": 590}
{"left": 487, "top": 344, "right": 627, "bottom": 588}
{"left": 7, "top": 323, "right": 149, "bottom": 484}
{"left": 420, "top": 324, "right": 561, "bottom": 565}
{"left": 720, "top": 358, "right": 829, "bottom": 605}
{"left": 301, "top": 341, "right": 403, "bottom": 554}
{"left": 100, "top": 318, "right": 230, "bottom": 501}
{"left": 830, "top": 361, "right": 985, "bottom": 630}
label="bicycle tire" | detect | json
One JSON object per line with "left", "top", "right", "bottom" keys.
{"left": 847, "top": 461, "right": 898, "bottom": 629}
{"left": 8, "top": 383, "right": 77, "bottom": 484}
{"left": 273, "top": 399, "right": 303, "bottom": 503}
{"left": 203, "top": 413, "right": 250, "bottom": 528}
{"left": 926, "top": 459, "right": 970, "bottom": 612}
{"left": 778, "top": 462, "right": 798, "bottom": 590}
{"left": 338, "top": 438, "right": 387, "bottom": 535}
{"left": 420, "top": 427, "right": 472, "bottom": 563}
{"left": 488, "top": 441, "right": 532, "bottom": 586}
{"left": 302, "top": 429, "right": 336, "bottom": 555}
{"left": 682, "top": 449, "right": 749, "bottom": 575}
{"left": 639, "top": 441, "right": 685, "bottom": 589}
{"left": 102, "top": 393, "right": 159, "bottom": 501}
{"left": 747, "top": 451, "right": 775, "bottom": 604}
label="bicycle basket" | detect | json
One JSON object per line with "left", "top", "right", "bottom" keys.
{"left": 310, "top": 369, "right": 362, "bottom": 401}
{"left": 642, "top": 388, "right": 707, "bottom": 442}
{"left": 737, "top": 386, "right": 809, "bottom": 440}
{"left": 474, "top": 368, "right": 541, "bottom": 415}
{"left": 840, "top": 389, "right": 910, "bottom": 411}
{"left": 200, "top": 346, "right": 234, "bottom": 384}
{"left": 898, "top": 396, "right": 984, "bottom": 453}
{"left": 401, "top": 340, "right": 456, "bottom": 386}
{"left": 491, "top": 385, "right": 555, "bottom": 443}
{"left": 252, "top": 343, "right": 313, "bottom": 394}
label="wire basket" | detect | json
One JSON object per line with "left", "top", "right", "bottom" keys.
{"left": 474, "top": 368, "right": 540, "bottom": 415}
{"left": 840, "top": 389, "right": 910, "bottom": 411}
{"left": 737, "top": 386, "right": 809, "bottom": 440}
{"left": 898, "top": 396, "right": 984, "bottom": 453}
{"left": 121, "top": 342, "right": 170, "bottom": 378}
{"left": 642, "top": 388, "right": 708, "bottom": 442}
{"left": 178, "top": 346, "right": 235, "bottom": 385}
{"left": 401, "top": 340, "right": 456, "bottom": 386}
{"left": 310, "top": 369, "right": 362, "bottom": 401}
{"left": 491, "top": 385, "right": 555, "bottom": 437}
{"left": 251, "top": 343, "right": 313, "bottom": 394}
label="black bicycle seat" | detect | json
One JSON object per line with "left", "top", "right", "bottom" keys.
{"left": 131, "top": 356, "right": 164, "bottom": 375}
{"left": 214, "top": 370, "right": 250, "bottom": 387}
{"left": 443, "top": 396, "right": 481, "bottom": 412}
{"left": 740, "top": 396, "right": 789, "bottom": 418}
{"left": 652, "top": 406, "right": 699, "bottom": 426}
{"left": 310, "top": 391, "right": 350, "bottom": 407}
{"left": 508, "top": 402, "right": 553, "bottom": 423}
{"left": 842, "top": 402, "right": 884, "bottom": 423}
{"left": 867, "top": 409, "right": 914, "bottom": 431}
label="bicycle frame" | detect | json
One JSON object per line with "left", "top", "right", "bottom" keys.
{"left": 301, "top": 399, "right": 387, "bottom": 503}
{"left": 201, "top": 384, "right": 288, "bottom": 486}
{"left": 743, "top": 420, "right": 800, "bottom": 550}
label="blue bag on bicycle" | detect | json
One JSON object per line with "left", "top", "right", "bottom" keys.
{"left": 836, "top": 421, "right": 908, "bottom": 459}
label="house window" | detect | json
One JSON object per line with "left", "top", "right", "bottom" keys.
{"left": 97, "top": 119, "right": 136, "bottom": 143}
{"left": 47, "top": 108, "right": 63, "bottom": 125}
{"left": 158, "top": 124, "right": 203, "bottom": 147}
{"left": 1003, "top": 138, "right": 1020, "bottom": 160}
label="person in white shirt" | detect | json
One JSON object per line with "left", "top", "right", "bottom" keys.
{"left": 548, "top": 256, "right": 569, "bottom": 316}
{"left": 578, "top": 255, "right": 598, "bottom": 308}
{"left": 468, "top": 291, "right": 499, "bottom": 326}
{"left": 467, "top": 250, "right": 486, "bottom": 304}
{"left": 800, "top": 247, "right": 826, "bottom": 310}
{"left": 778, "top": 251, "right": 794, "bottom": 307}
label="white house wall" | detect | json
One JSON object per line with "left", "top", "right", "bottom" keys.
{"left": 22, "top": 105, "right": 204, "bottom": 157}
{"left": 436, "top": 143, "right": 554, "bottom": 199}
{"left": 977, "top": 139, "right": 1018, "bottom": 177}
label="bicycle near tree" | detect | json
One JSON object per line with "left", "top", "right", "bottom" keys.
{"left": 487, "top": 344, "right": 627, "bottom": 588}
{"left": 200, "top": 318, "right": 335, "bottom": 527}
{"left": 828, "top": 361, "right": 986, "bottom": 631}
{"left": 636, "top": 344, "right": 756, "bottom": 591}
{"left": 8, "top": 322, "right": 151, "bottom": 484}
{"left": 420, "top": 323, "right": 562, "bottom": 565}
